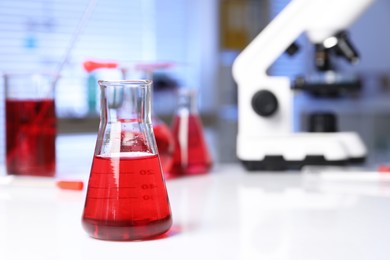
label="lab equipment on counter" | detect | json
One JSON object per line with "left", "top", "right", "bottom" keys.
{"left": 171, "top": 88, "right": 212, "bottom": 176}
{"left": 3, "top": 0, "right": 97, "bottom": 176}
{"left": 232, "top": 0, "right": 375, "bottom": 171}
{"left": 82, "top": 80, "right": 172, "bottom": 241}
{"left": 4, "top": 73, "right": 57, "bottom": 176}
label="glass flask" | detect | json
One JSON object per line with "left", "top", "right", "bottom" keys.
{"left": 82, "top": 80, "right": 172, "bottom": 241}
{"left": 171, "top": 88, "right": 212, "bottom": 175}
{"left": 4, "top": 73, "right": 56, "bottom": 177}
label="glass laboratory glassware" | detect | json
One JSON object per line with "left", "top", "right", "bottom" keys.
{"left": 4, "top": 73, "right": 56, "bottom": 176}
{"left": 81, "top": 80, "right": 172, "bottom": 241}
{"left": 171, "top": 88, "right": 212, "bottom": 175}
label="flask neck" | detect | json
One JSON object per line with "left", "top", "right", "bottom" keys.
{"left": 96, "top": 80, "right": 158, "bottom": 156}
{"left": 177, "top": 89, "right": 198, "bottom": 114}
{"left": 99, "top": 80, "right": 152, "bottom": 124}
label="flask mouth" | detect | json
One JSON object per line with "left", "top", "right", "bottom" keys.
{"left": 98, "top": 79, "right": 152, "bottom": 87}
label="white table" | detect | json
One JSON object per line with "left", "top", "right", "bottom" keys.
{"left": 1, "top": 135, "right": 390, "bottom": 260}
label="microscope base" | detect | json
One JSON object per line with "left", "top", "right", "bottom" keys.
{"left": 241, "top": 156, "right": 365, "bottom": 171}
{"left": 237, "top": 132, "right": 367, "bottom": 171}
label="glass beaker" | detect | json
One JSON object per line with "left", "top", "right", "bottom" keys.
{"left": 81, "top": 80, "right": 172, "bottom": 241}
{"left": 171, "top": 88, "right": 212, "bottom": 175}
{"left": 4, "top": 73, "right": 56, "bottom": 176}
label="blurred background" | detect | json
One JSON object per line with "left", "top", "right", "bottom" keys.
{"left": 1, "top": 0, "right": 390, "bottom": 166}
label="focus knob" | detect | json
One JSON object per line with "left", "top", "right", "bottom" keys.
{"left": 251, "top": 90, "right": 278, "bottom": 117}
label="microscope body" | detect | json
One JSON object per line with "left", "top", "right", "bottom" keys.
{"left": 232, "top": 0, "right": 375, "bottom": 170}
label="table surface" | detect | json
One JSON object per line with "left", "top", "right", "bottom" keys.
{"left": 1, "top": 135, "right": 390, "bottom": 260}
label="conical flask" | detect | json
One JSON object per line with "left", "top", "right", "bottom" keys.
{"left": 82, "top": 80, "right": 172, "bottom": 241}
{"left": 171, "top": 88, "right": 212, "bottom": 175}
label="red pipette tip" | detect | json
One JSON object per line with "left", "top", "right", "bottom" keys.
{"left": 56, "top": 180, "right": 84, "bottom": 191}
{"left": 378, "top": 165, "right": 390, "bottom": 174}
{"left": 83, "top": 60, "right": 118, "bottom": 73}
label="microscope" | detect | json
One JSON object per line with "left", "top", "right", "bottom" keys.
{"left": 232, "top": 0, "right": 375, "bottom": 171}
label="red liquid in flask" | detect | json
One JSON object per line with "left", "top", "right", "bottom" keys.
{"left": 5, "top": 99, "right": 56, "bottom": 176}
{"left": 82, "top": 153, "right": 172, "bottom": 241}
{"left": 171, "top": 114, "right": 212, "bottom": 175}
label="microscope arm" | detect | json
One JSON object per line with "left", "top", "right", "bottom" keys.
{"left": 232, "top": 0, "right": 308, "bottom": 86}
{"left": 232, "top": 0, "right": 374, "bottom": 87}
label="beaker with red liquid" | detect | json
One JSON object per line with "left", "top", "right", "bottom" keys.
{"left": 171, "top": 88, "right": 212, "bottom": 175}
{"left": 82, "top": 80, "right": 172, "bottom": 241}
{"left": 4, "top": 74, "right": 56, "bottom": 176}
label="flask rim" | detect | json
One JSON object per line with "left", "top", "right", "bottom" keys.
{"left": 98, "top": 79, "right": 152, "bottom": 87}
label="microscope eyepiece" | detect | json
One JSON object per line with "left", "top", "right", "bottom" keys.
{"left": 334, "top": 31, "right": 360, "bottom": 64}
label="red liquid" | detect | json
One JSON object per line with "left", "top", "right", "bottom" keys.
{"left": 171, "top": 114, "right": 212, "bottom": 175}
{"left": 153, "top": 122, "right": 175, "bottom": 178}
{"left": 5, "top": 99, "right": 56, "bottom": 176}
{"left": 82, "top": 153, "right": 172, "bottom": 241}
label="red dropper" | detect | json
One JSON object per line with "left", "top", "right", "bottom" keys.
{"left": 83, "top": 60, "right": 118, "bottom": 73}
